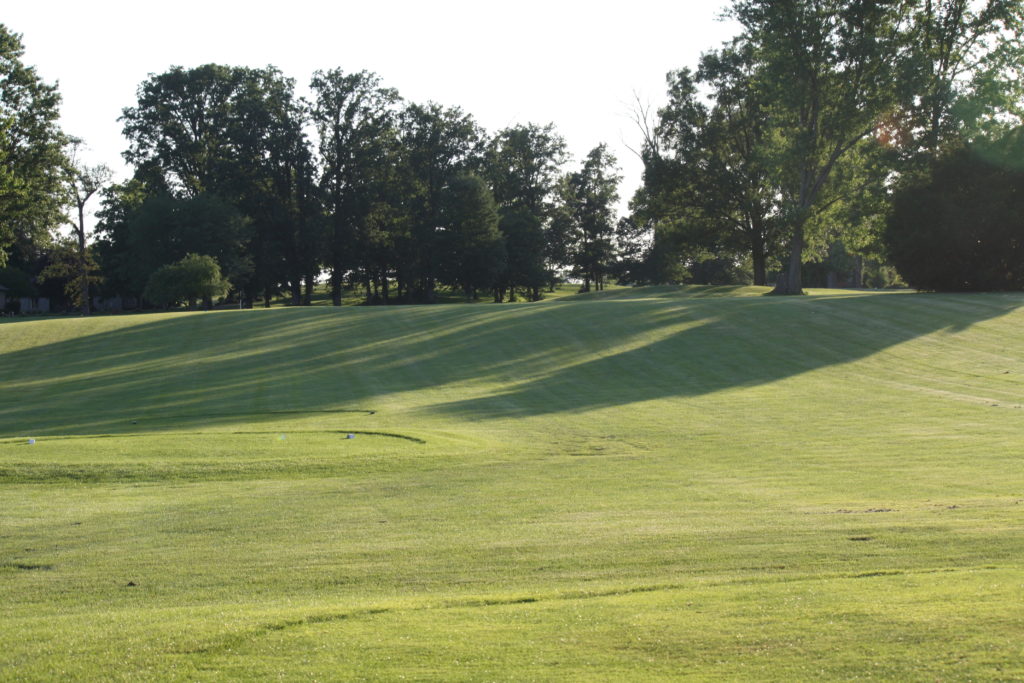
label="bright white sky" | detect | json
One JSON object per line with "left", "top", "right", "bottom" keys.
{"left": 5, "top": 0, "right": 739, "bottom": 221}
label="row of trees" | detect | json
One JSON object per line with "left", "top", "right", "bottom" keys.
{"left": 2, "top": 24, "right": 122, "bottom": 314}
{"left": 5, "top": 2, "right": 1024, "bottom": 312}
{"left": 2, "top": 25, "right": 627, "bottom": 311}
{"left": 96, "top": 66, "right": 626, "bottom": 308}
{"left": 629, "top": 0, "right": 1024, "bottom": 293}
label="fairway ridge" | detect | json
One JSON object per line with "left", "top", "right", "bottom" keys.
{"left": 2, "top": 286, "right": 1024, "bottom": 679}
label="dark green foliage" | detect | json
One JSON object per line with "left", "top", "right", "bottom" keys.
{"left": 728, "top": 0, "right": 918, "bottom": 294}
{"left": 108, "top": 66, "right": 589, "bottom": 306}
{"left": 39, "top": 238, "right": 102, "bottom": 310}
{"left": 688, "top": 257, "right": 753, "bottom": 286}
{"left": 97, "top": 193, "right": 249, "bottom": 298}
{"left": 884, "top": 131, "right": 1024, "bottom": 291}
{"left": 557, "top": 145, "right": 621, "bottom": 292}
{"left": 309, "top": 69, "right": 401, "bottom": 305}
{"left": 143, "top": 253, "right": 229, "bottom": 309}
{"left": 0, "top": 264, "right": 36, "bottom": 297}
{"left": 230, "top": 68, "right": 317, "bottom": 307}
{"left": 631, "top": 1, "right": 1023, "bottom": 293}
{"left": 483, "top": 123, "right": 568, "bottom": 300}
{"left": 120, "top": 64, "right": 249, "bottom": 198}
{"left": 0, "top": 25, "right": 68, "bottom": 266}
{"left": 497, "top": 208, "right": 547, "bottom": 301}
{"left": 484, "top": 123, "right": 567, "bottom": 218}
{"left": 637, "top": 60, "right": 782, "bottom": 287}
{"left": 438, "top": 174, "right": 505, "bottom": 299}
{"left": 119, "top": 65, "right": 311, "bottom": 306}
{"left": 399, "top": 102, "right": 484, "bottom": 302}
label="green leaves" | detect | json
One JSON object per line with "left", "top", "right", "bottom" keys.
{"left": 557, "top": 144, "right": 621, "bottom": 291}
{"left": 0, "top": 24, "right": 68, "bottom": 266}
{"left": 884, "top": 129, "right": 1024, "bottom": 290}
{"left": 142, "top": 253, "right": 230, "bottom": 309}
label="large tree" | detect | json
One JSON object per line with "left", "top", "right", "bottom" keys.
{"left": 0, "top": 25, "right": 68, "bottom": 266}
{"left": 398, "top": 102, "right": 484, "bottom": 302}
{"left": 65, "top": 141, "right": 112, "bottom": 315}
{"left": 437, "top": 173, "right": 506, "bottom": 299}
{"left": 484, "top": 123, "right": 568, "bottom": 218}
{"left": 555, "top": 144, "right": 621, "bottom": 292}
{"left": 120, "top": 64, "right": 244, "bottom": 198}
{"left": 640, "top": 55, "right": 783, "bottom": 286}
{"left": 310, "top": 69, "right": 401, "bottom": 305}
{"left": 119, "top": 64, "right": 312, "bottom": 305}
{"left": 884, "top": 129, "right": 1024, "bottom": 291}
{"left": 484, "top": 123, "right": 568, "bottom": 300}
{"left": 230, "top": 67, "right": 315, "bottom": 306}
{"left": 729, "top": 0, "right": 918, "bottom": 294}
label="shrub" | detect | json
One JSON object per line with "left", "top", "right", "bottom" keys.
{"left": 884, "top": 130, "right": 1024, "bottom": 291}
{"left": 143, "top": 254, "right": 229, "bottom": 309}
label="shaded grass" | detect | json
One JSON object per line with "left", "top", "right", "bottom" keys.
{"left": 2, "top": 286, "right": 1024, "bottom": 679}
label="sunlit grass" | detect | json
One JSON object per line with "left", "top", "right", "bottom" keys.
{"left": 2, "top": 286, "right": 1023, "bottom": 679}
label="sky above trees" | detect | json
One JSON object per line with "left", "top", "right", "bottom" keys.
{"left": 4, "top": 0, "right": 738, "bottom": 220}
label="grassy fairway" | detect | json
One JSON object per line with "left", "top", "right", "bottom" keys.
{"left": 2, "top": 286, "right": 1024, "bottom": 680}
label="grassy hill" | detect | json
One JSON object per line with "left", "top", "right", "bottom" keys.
{"left": 2, "top": 286, "right": 1023, "bottom": 680}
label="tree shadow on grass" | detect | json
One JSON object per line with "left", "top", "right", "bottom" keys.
{"left": 421, "top": 291, "right": 1024, "bottom": 419}
{"left": 0, "top": 291, "right": 1019, "bottom": 436}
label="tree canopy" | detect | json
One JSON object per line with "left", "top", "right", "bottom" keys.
{"left": 631, "top": 0, "right": 1024, "bottom": 293}
{"left": 0, "top": 24, "right": 67, "bottom": 267}
{"left": 7, "top": 3, "right": 1024, "bottom": 313}
{"left": 884, "top": 129, "right": 1024, "bottom": 291}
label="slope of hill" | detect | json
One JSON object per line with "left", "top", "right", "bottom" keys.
{"left": 2, "top": 287, "right": 1023, "bottom": 679}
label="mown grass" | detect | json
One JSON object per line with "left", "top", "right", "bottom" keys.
{"left": 2, "top": 285, "right": 1024, "bottom": 680}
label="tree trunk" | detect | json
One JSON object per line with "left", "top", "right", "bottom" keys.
{"left": 750, "top": 228, "right": 767, "bottom": 286}
{"left": 76, "top": 203, "right": 90, "bottom": 316}
{"left": 770, "top": 225, "right": 805, "bottom": 295}
{"left": 752, "top": 253, "right": 767, "bottom": 287}
{"left": 330, "top": 268, "right": 342, "bottom": 306}
{"left": 263, "top": 286, "right": 273, "bottom": 308}
{"left": 304, "top": 274, "right": 314, "bottom": 305}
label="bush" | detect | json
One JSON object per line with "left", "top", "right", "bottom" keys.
{"left": 143, "top": 254, "right": 229, "bottom": 309}
{"left": 884, "top": 131, "right": 1024, "bottom": 291}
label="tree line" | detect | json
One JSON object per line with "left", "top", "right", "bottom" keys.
{"left": 2, "top": 33, "right": 626, "bottom": 311}
{"left": 103, "top": 65, "right": 629, "bottom": 308}
{"left": 627, "top": 0, "right": 1024, "bottom": 293}
{"left": 3, "top": 1, "right": 1024, "bottom": 314}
